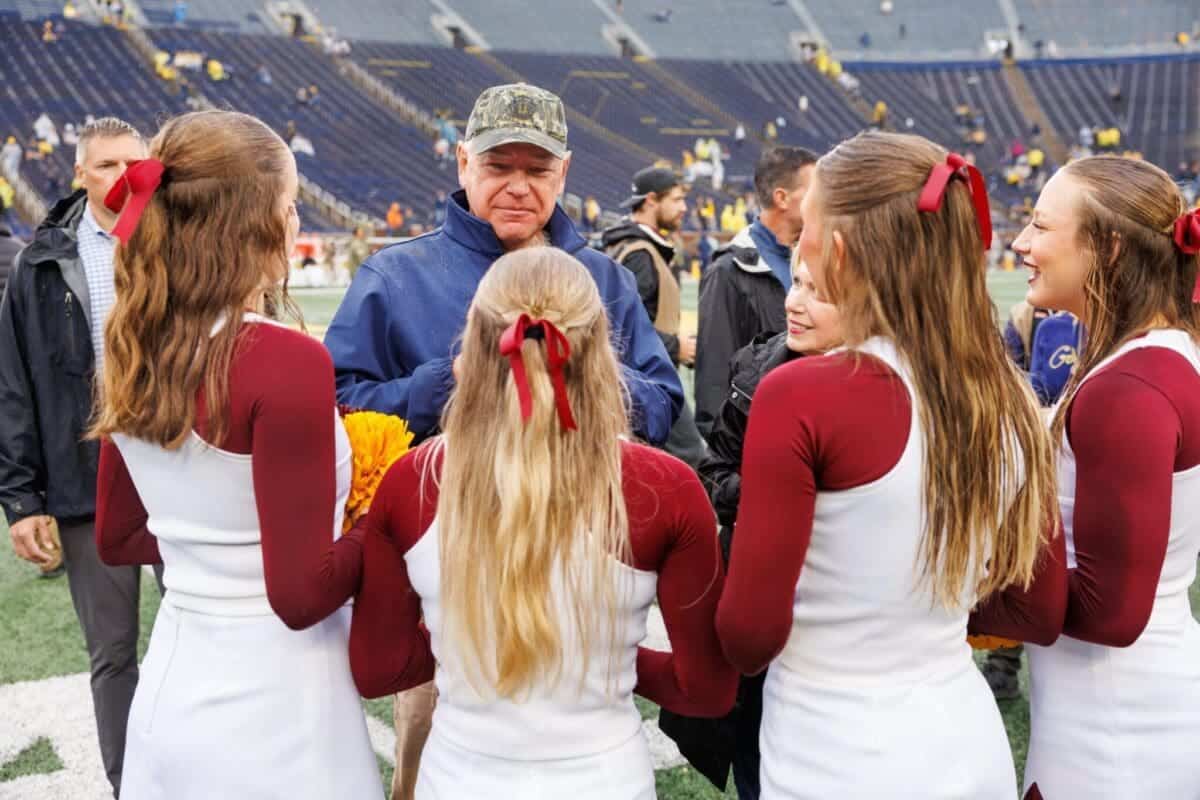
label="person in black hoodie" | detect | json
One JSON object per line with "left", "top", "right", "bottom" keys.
{"left": 602, "top": 166, "right": 705, "bottom": 466}
{"left": 659, "top": 249, "right": 843, "bottom": 799}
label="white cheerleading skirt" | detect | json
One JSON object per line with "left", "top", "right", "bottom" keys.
{"left": 759, "top": 660, "right": 1018, "bottom": 799}
{"left": 120, "top": 601, "right": 383, "bottom": 800}
{"left": 415, "top": 724, "right": 656, "bottom": 800}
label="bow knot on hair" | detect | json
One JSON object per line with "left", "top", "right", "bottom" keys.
{"left": 103, "top": 158, "right": 166, "bottom": 245}
{"left": 1174, "top": 209, "right": 1200, "bottom": 256}
{"left": 1173, "top": 209, "right": 1200, "bottom": 302}
{"left": 916, "top": 152, "right": 993, "bottom": 251}
{"left": 498, "top": 313, "right": 577, "bottom": 431}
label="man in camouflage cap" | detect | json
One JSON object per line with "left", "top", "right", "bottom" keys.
{"left": 325, "top": 82, "right": 683, "bottom": 800}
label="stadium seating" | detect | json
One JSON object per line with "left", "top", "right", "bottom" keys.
{"left": 304, "top": 0, "right": 441, "bottom": 45}
{"left": 1012, "top": 0, "right": 1194, "bottom": 53}
{"left": 1023, "top": 53, "right": 1200, "bottom": 169}
{"left": 808, "top": 0, "right": 1007, "bottom": 58}
{"left": 147, "top": 27, "right": 454, "bottom": 221}
{"left": 617, "top": 0, "right": 799, "bottom": 61}
{"left": 451, "top": 0, "right": 612, "bottom": 54}
{"left": 139, "top": 0, "right": 274, "bottom": 35}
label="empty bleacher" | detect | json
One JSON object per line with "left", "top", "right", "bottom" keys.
{"left": 139, "top": 0, "right": 274, "bottom": 34}
{"left": 1023, "top": 53, "right": 1200, "bottom": 168}
{"left": 304, "top": 0, "right": 441, "bottom": 44}
{"left": 808, "top": 0, "right": 1007, "bottom": 59}
{"left": 148, "top": 27, "right": 455, "bottom": 220}
{"left": 617, "top": 0, "right": 799, "bottom": 61}
{"left": 452, "top": 0, "right": 612, "bottom": 54}
{"left": 1012, "top": 0, "right": 1194, "bottom": 54}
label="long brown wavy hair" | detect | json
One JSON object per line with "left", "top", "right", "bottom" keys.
{"left": 815, "top": 131, "right": 1058, "bottom": 607}
{"left": 90, "top": 110, "right": 296, "bottom": 449}
{"left": 1048, "top": 156, "right": 1200, "bottom": 443}
{"left": 429, "top": 247, "right": 631, "bottom": 698}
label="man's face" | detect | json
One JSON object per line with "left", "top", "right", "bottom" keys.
{"left": 75, "top": 134, "right": 147, "bottom": 230}
{"left": 777, "top": 163, "right": 815, "bottom": 237}
{"left": 457, "top": 142, "right": 570, "bottom": 251}
{"left": 653, "top": 185, "right": 688, "bottom": 232}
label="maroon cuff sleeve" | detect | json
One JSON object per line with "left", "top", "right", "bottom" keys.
{"left": 716, "top": 368, "right": 817, "bottom": 675}
{"left": 249, "top": 330, "right": 363, "bottom": 630}
{"left": 1062, "top": 368, "right": 1179, "bottom": 646}
{"left": 350, "top": 447, "right": 440, "bottom": 697}
{"left": 633, "top": 464, "right": 736, "bottom": 717}
{"left": 968, "top": 518, "right": 1067, "bottom": 645}
{"left": 95, "top": 439, "right": 162, "bottom": 565}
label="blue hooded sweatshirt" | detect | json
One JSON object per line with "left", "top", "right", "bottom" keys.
{"left": 324, "top": 190, "right": 684, "bottom": 444}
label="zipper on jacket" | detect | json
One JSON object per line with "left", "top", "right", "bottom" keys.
{"left": 64, "top": 291, "right": 77, "bottom": 359}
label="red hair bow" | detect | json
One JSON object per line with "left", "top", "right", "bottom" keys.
{"left": 916, "top": 152, "right": 993, "bottom": 251}
{"left": 498, "top": 313, "right": 577, "bottom": 432}
{"left": 103, "top": 158, "right": 165, "bottom": 245}
{"left": 1175, "top": 209, "right": 1200, "bottom": 302}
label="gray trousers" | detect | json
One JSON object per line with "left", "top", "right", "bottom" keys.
{"left": 59, "top": 518, "right": 164, "bottom": 799}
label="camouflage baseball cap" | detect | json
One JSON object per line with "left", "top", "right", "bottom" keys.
{"left": 465, "top": 83, "right": 569, "bottom": 159}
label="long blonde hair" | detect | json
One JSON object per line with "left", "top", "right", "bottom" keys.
{"left": 1048, "top": 156, "right": 1200, "bottom": 444}
{"left": 816, "top": 131, "right": 1058, "bottom": 607}
{"left": 431, "top": 247, "right": 631, "bottom": 698}
{"left": 90, "top": 110, "right": 296, "bottom": 448}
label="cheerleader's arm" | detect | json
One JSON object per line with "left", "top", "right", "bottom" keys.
{"left": 95, "top": 439, "right": 162, "bottom": 565}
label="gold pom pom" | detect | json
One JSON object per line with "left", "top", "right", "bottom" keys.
{"left": 342, "top": 411, "right": 414, "bottom": 534}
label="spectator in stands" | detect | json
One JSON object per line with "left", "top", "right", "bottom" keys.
{"left": 325, "top": 83, "right": 682, "bottom": 800}
{"left": 206, "top": 59, "right": 226, "bottom": 82}
{"left": 653, "top": 8, "right": 673, "bottom": 22}
{"left": 63, "top": 1, "right": 78, "bottom": 18}
{"left": 859, "top": 31, "right": 871, "bottom": 48}
{"left": 289, "top": 131, "right": 315, "bottom": 157}
{"left": 763, "top": 120, "right": 778, "bottom": 142}
{"left": 602, "top": 167, "right": 704, "bottom": 466}
{"left": 173, "top": 0, "right": 187, "bottom": 26}
{"left": 899, "top": 22, "right": 907, "bottom": 39}
{"left": 798, "top": 94, "right": 809, "bottom": 113}
{"left": 872, "top": 100, "right": 889, "bottom": 129}
{"left": 433, "top": 189, "right": 449, "bottom": 228}
{"left": 386, "top": 202, "right": 404, "bottom": 235}
{"left": 695, "top": 146, "right": 817, "bottom": 439}
{"left": 2, "top": 137, "right": 21, "bottom": 175}
{"left": 0, "top": 116, "right": 160, "bottom": 798}
{"left": 296, "top": 86, "right": 310, "bottom": 106}
{"left": 42, "top": 20, "right": 58, "bottom": 43}
{"left": 582, "top": 194, "right": 600, "bottom": 232}
{"left": 34, "top": 113, "right": 59, "bottom": 147}
{"left": 734, "top": 122, "right": 746, "bottom": 148}
{"left": 256, "top": 63, "right": 272, "bottom": 85}
{"left": 0, "top": 176, "right": 13, "bottom": 213}
{"left": 62, "top": 122, "right": 79, "bottom": 147}
{"left": 346, "top": 226, "right": 370, "bottom": 279}
{"left": 308, "top": 85, "right": 321, "bottom": 108}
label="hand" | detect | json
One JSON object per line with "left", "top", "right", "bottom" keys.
{"left": 679, "top": 336, "right": 697, "bottom": 367}
{"left": 10, "top": 515, "right": 57, "bottom": 565}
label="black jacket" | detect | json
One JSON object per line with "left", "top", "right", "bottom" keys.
{"left": 659, "top": 330, "right": 799, "bottom": 790}
{"left": 694, "top": 226, "right": 787, "bottom": 440}
{"left": 599, "top": 220, "right": 681, "bottom": 363}
{"left": 0, "top": 223, "right": 23, "bottom": 299}
{"left": 0, "top": 190, "right": 100, "bottom": 525}
{"left": 699, "top": 331, "right": 797, "bottom": 547}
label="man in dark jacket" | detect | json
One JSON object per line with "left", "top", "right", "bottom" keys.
{"left": 694, "top": 146, "right": 816, "bottom": 439}
{"left": 325, "top": 83, "right": 682, "bottom": 447}
{"left": 601, "top": 166, "right": 705, "bottom": 467}
{"left": 0, "top": 117, "right": 158, "bottom": 799}
{"left": 0, "top": 219, "right": 23, "bottom": 299}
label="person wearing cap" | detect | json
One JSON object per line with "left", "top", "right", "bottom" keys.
{"left": 695, "top": 146, "right": 817, "bottom": 441}
{"left": 601, "top": 166, "right": 705, "bottom": 467}
{"left": 323, "top": 83, "right": 683, "bottom": 800}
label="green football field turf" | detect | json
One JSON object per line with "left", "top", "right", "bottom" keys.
{"left": 4, "top": 268, "right": 1196, "bottom": 798}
